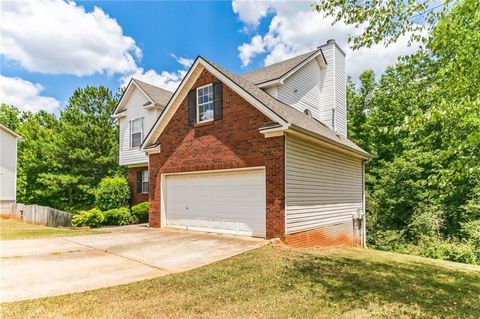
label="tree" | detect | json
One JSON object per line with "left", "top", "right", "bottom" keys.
{"left": 313, "top": 0, "right": 453, "bottom": 49}
{"left": 345, "top": 0, "right": 480, "bottom": 263}
{"left": 0, "top": 86, "right": 124, "bottom": 212}
{"left": 53, "top": 86, "right": 123, "bottom": 211}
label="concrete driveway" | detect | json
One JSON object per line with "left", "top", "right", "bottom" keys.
{"left": 0, "top": 225, "right": 265, "bottom": 302}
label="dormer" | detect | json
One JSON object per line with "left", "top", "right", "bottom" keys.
{"left": 242, "top": 40, "right": 347, "bottom": 137}
{"left": 113, "top": 79, "right": 173, "bottom": 166}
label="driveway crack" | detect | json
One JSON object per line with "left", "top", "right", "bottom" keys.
{"left": 60, "top": 237, "right": 172, "bottom": 273}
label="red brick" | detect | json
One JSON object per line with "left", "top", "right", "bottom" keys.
{"left": 127, "top": 166, "right": 148, "bottom": 206}
{"left": 148, "top": 69, "right": 285, "bottom": 239}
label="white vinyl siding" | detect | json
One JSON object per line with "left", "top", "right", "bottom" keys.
{"left": 165, "top": 169, "right": 266, "bottom": 237}
{"left": 318, "top": 44, "right": 347, "bottom": 137}
{"left": 129, "top": 118, "right": 143, "bottom": 148}
{"left": 276, "top": 59, "right": 323, "bottom": 120}
{"left": 319, "top": 45, "right": 335, "bottom": 132}
{"left": 119, "top": 87, "right": 159, "bottom": 165}
{"left": 334, "top": 47, "right": 347, "bottom": 136}
{"left": 265, "top": 43, "right": 347, "bottom": 137}
{"left": 285, "top": 135, "right": 363, "bottom": 234}
{"left": 0, "top": 128, "right": 18, "bottom": 202}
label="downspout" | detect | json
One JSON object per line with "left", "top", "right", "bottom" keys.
{"left": 362, "top": 160, "right": 367, "bottom": 248}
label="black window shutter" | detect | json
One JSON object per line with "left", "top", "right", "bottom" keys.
{"left": 213, "top": 81, "right": 223, "bottom": 120}
{"left": 188, "top": 89, "right": 197, "bottom": 125}
{"left": 136, "top": 171, "right": 142, "bottom": 193}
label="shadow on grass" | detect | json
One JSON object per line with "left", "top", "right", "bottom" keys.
{"left": 284, "top": 250, "right": 480, "bottom": 317}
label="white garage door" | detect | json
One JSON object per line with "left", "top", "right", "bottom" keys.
{"left": 165, "top": 169, "right": 266, "bottom": 237}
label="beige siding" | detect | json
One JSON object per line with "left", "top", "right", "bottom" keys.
{"left": 285, "top": 134, "right": 363, "bottom": 234}
{"left": 277, "top": 60, "right": 323, "bottom": 120}
{"left": 119, "top": 87, "right": 159, "bottom": 166}
{"left": 0, "top": 128, "right": 18, "bottom": 202}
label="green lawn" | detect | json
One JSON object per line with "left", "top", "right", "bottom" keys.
{"left": 2, "top": 245, "right": 479, "bottom": 318}
{"left": 0, "top": 218, "right": 99, "bottom": 240}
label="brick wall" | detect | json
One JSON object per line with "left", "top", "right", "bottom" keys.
{"left": 148, "top": 69, "right": 285, "bottom": 239}
{"left": 285, "top": 220, "right": 362, "bottom": 247}
{"left": 127, "top": 166, "right": 149, "bottom": 206}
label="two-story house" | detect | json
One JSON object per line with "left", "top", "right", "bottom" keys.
{"left": 115, "top": 40, "right": 370, "bottom": 247}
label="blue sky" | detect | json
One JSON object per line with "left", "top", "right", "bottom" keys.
{"left": 0, "top": 0, "right": 421, "bottom": 114}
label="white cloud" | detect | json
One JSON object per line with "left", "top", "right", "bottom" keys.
{"left": 232, "top": 0, "right": 271, "bottom": 28}
{"left": 121, "top": 68, "right": 186, "bottom": 92}
{"left": 0, "top": 75, "right": 60, "bottom": 113}
{"left": 170, "top": 55, "right": 194, "bottom": 68}
{"left": 0, "top": 0, "right": 140, "bottom": 76}
{"left": 234, "top": 1, "right": 421, "bottom": 80}
{"left": 238, "top": 35, "right": 266, "bottom": 67}
{"left": 121, "top": 54, "right": 194, "bottom": 92}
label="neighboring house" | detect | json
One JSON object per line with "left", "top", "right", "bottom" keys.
{"left": 115, "top": 39, "right": 370, "bottom": 246}
{"left": 0, "top": 124, "right": 21, "bottom": 213}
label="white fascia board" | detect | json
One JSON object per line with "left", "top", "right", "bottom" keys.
{"left": 142, "top": 57, "right": 288, "bottom": 150}
{"left": 0, "top": 124, "right": 21, "bottom": 139}
{"left": 141, "top": 58, "right": 204, "bottom": 149}
{"left": 144, "top": 144, "right": 161, "bottom": 154}
{"left": 113, "top": 79, "right": 155, "bottom": 116}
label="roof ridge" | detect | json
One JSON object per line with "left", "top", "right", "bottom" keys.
{"left": 132, "top": 78, "right": 173, "bottom": 94}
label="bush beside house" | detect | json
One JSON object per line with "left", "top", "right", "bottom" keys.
{"left": 72, "top": 177, "right": 148, "bottom": 228}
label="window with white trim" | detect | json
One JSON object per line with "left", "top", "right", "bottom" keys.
{"left": 136, "top": 170, "right": 149, "bottom": 193}
{"left": 130, "top": 117, "right": 143, "bottom": 148}
{"left": 197, "top": 84, "right": 214, "bottom": 123}
{"left": 142, "top": 170, "right": 149, "bottom": 193}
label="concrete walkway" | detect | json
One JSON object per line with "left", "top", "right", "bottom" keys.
{"left": 0, "top": 225, "right": 265, "bottom": 302}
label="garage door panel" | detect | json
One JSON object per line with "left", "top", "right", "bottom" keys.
{"left": 165, "top": 169, "right": 266, "bottom": 237}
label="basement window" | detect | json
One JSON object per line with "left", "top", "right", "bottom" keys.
{"left": 197, "top": 84, "right": 214, "bottom": 123}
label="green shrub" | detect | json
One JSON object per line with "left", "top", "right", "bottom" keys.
{"left": 95, "top": 177, "right": 130, "bottom": 211}
{"left": 131, "top": 202, "right": 149, "bottom": 223}
{"left": 104, "top": 207, "right": 131, "bottom": 226}
{"left": 72, "top": 208, "right": 105, "bottom": 228}
{"left": 402, "top": 237, "right": 478, "bottom": 264}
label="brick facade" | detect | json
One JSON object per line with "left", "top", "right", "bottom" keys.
{"left": 148, "top": 69, "right": 285, "bottom": 239}
{"left": 127, "top": 166, "right": 149, "bottom": 206}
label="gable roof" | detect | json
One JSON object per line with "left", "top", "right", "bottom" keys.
{"left": 0, "top": 124, "right": 21, "bottom": 139}
{"left": 113, "top": 78, "right": 173, "bottom": 116}
{"left": 133, "top": 79, "right": 173, "bottom": 106}
{"left": 205, "top": 59, "right": 369, "bottom": 157}
{"left": 142, "top": 56, "right": 370, "bottom": 159}
{"left": 241, "top": 49, "right": 326, "bottom": 86}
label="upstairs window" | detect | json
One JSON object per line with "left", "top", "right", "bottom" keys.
{"left": 130, "top": 117, "right": 143, "bottom": 148}
{"left": 196, "top": 84, "right": 214, "bottom": 123}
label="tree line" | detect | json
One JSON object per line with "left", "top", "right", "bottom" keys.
{"left": 0, "top": 87, "right": 124, "bottom": 212}
{"left": 345, "top": 0, "right": 479, "bottom": 263}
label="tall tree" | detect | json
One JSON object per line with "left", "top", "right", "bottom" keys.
{"left": 314, "top": 0, "right": 452, "bottom": 48}
{"left": 52, "top": 86, "right": 122, "bottom": 210}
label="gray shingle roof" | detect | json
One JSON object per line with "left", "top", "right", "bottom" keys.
{"left": 203, "top": 58, "right": 370, "bottom": 158}
{"left": 241, "top": 49, "right": 320, "bottom": 85}
{"left": 133, "top": 79, "right": 173, "bottom": 106}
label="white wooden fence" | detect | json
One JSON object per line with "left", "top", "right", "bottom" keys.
{"left": 1, "top": 203, "right": 72, "bottom": 227}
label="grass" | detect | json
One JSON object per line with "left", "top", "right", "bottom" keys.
{"left": 0, "top": 218, "right": 99, "bottom": 240}
{"left": 1, "top": 245, "right": 479, "bottom": 318}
